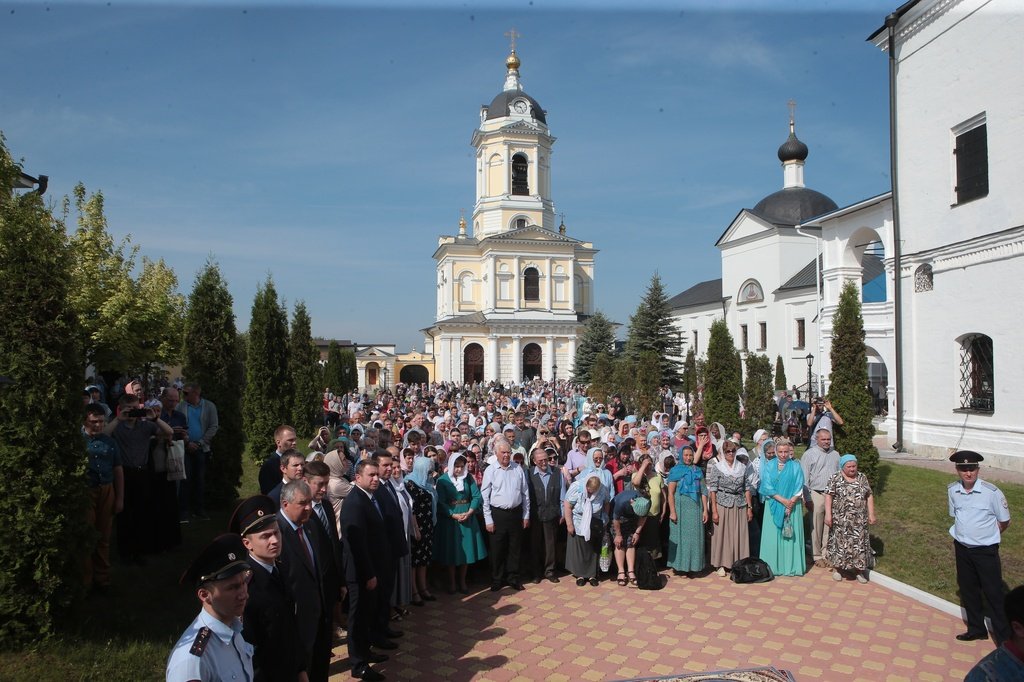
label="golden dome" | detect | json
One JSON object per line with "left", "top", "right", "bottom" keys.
{"left": 505, "top": 50, "right": 520, "bottom": 70}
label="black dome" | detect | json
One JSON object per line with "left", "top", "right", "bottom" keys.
{"left": 485, "top": 90, "right": 547, "bottom": 124}
{"left": 752, "top": 187, "right": 838, "bottom": 226}
{"left": 778, "top": 132, "right": 809, "bottom": 162}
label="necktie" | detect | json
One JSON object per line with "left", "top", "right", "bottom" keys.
{"left": 296, "top": 525, "right": 314, "bottom": 568}
{"left": 315, "top": 503, "right": 331, "bottom": 536}
{"left": 371, "top": 495, "right": 383, "bottom": 518}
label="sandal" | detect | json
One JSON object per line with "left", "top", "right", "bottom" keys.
{"left": 628, "top": 571, "right": 637, "bottom": 586}
{"left": 616, "top": 572, "right": 628, "bottom": 586}
{"left": 589, "top": 577, "right": 600, "bottom": 587}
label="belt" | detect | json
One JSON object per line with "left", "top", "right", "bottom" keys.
{"left": 493, "top": 505, "right": 522, "bottom": 512}
{"left": 812, "top": 489, "right": 826, "bottom": 494}
{"left": 451, "top": 499, "right": 469, "bottom": 505}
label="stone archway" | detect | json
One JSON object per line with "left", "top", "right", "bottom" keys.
{"left": 365, "top": 362, "right": 379, "bottom": 388}
{"left": 522, "top": 343, "right": 542, "bottom": 380}
{"left": 463, "top": 344, "right": 484, "bottom": 384}
{"left": 400, "top": 364, "right": 429, "bottom": 385}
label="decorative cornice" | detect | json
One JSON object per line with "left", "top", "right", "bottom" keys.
{"left": 898, "top": 225, "right": 1024, "bottom": 275}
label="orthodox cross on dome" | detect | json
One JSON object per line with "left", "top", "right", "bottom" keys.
{"left": 788, "top": 99, "right": 797, "bottom": 134}
{"left": 559, "top": 213, "right": 566, "bottom": 235}
{"left": 458, "top": 208, "right": 467, "bottom": 236}
{"left": 505, "top": 28, "right": 521, "bottom": 52}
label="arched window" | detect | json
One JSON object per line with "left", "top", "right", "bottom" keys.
{"left": 738, "top": 279, "right": 764, "bottom": 304}
{"left": 463, "top": 343, "right": 484, "bottom": 384}
{"left": 511, "top": 153, "right": 529, "bottom": 196}
{"left": 914, "top": 264, "right": 934, "bottom": 292}
{"left": 959, "top": 334, "right": 994, "bottom": 412}
{"left": 523, "top": 267, "right": 540, "bottom": 301}
{"left": 460, "top": 273, "right": 473, "bottom": 303}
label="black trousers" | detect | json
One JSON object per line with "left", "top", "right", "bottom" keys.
{"left": 955, "top": 540, "right": 1009, "bottom": 643}
{"left": 530, "top": 517, "right": 559, "bottom": 578}
{"left": 490, "top": 506, "right": 524, "bottom": 584}
{"left": 117, "top": 467, "right": 153, "bottom": 559}
{"left": 346, "top": 580, "right": 376, "bottom": 669}
{"left": 373, "top": 564, "right": 396, "bottom": 637}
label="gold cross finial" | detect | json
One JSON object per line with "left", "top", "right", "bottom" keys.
{"left": 787, "top": 99, "right": 797, "bottom": 134}
{"left": 505, "top": 28, "right": 521, "bottom": 52}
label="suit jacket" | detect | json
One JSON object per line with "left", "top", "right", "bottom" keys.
{"left": 377, "top": 480, "right": 410, "bottom": 559}
{"left": 242, "top": 556, "right": 305, "bottom": 682}
{"left": 276, "top": 516, "right": 326, "bottom": 659}
{"left": 267, "top": 481, "right": 283, "bottom": 506}
{"left": 339, "top": 487, "right": 392, "bottom": 585}
{"left": 308, "top": 500, "right": 345, "bottom": 609}
{"left": 259, "top": 453, "right": 282, "bottom": 495}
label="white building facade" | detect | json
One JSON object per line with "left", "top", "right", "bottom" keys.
{"left": 424, "top": 49, "right": 597, "bottom": 383}
{"left": 870, "top": 0, "right": 1024, "bottom": 468}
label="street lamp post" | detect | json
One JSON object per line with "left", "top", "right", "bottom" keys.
{"left": 805, "top": 353, "right": 815, "bottom": 400}
{"left": 552, "top": 363, "right": 557, "bottom": 382}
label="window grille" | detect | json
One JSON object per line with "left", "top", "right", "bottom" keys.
{"left": 959, "top": 334, "right": 994, "bottom": 412}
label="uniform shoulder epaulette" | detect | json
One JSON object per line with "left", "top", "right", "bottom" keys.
{"left": 189, "top": 626, "right": 212, "bottom": 657}
{"left": 979, "top": 480, "right": 999, "bottom": 492}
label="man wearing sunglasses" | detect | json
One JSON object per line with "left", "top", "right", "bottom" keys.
{"left": 948, "top": 450, "right": 1011, "bottom": 644}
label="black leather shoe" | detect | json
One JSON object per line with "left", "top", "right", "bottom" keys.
{"left": 490, "top": 583, "right": 502, "bottom": 592}
{"left": 509, "top": 582, "right": 526, "bottom": 591}
{"left": 352, "top": 664, "right": 385, "bottom": 681}
{"left": 546, "top": 574, "right": 560, "bottom": 584}
{"left": 532, "top": 576, "right": 542, "bottom": 584}
{"left": 384, "top": 628, "right": 403, "bottom": 638}
{"left": 575, "top": 577, "right": 586, "bottom": 586}
{"left": 372, "top": 639, "right": 398, "bottom": 650}
{"left": 956, "top": 631, "right": 989, "bottom": 641}
{"left": 367, "top": 652, "right": 389, "bottom": 663}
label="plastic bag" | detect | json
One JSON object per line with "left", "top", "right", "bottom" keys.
{"left": 782, "top": 515, "right": 793, "bottom": 539}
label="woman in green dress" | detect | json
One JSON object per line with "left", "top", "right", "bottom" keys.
{"left": 666, "top": 444, "right": 709, "bottom": 577}
{"left": 758, "top": 437, "right": 806, "bottom": 577}
{"left": 433, "top": 453, "right": 487, "bottom": 593}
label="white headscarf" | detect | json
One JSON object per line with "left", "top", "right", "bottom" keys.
{"left": 712, "top": 446, "right": 746, "bottom": 478}
{"left": 578, "top": 473, "right": 601, "bottom": 542}
{"left": 446, "top": 452, "right": 468, "bottom": 492}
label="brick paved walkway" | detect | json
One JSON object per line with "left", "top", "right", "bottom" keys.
{"left": 326, "top": 565, "right": 994, "bottom": 681}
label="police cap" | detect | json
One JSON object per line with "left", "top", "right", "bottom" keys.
{"left": 228, "top": 495, "right": 278, "bottom": 536}
{"left": 181, "top": 534, "right": 250, "bottom": 588}
{"left": 949, "top": 450, "right": 984, "bottom": 465}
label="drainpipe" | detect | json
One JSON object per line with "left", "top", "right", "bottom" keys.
{"left": 887, "top": 12, "right": 905, "bottom": 452}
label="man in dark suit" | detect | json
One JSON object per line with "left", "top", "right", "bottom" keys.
{"left": 277, "top": 480, "right": 332, "bottom": 682}
{"left": 229, "top": 495, "right": 307, "bottom": 682}
{"left": 303, "top": 460, "right": 346, "bottom": 644}
{"left": 372, "top": 451, "right": 409, "bottom": 639}
{"left": 268, "top": 449, "right": 305, "bottom": 505}
{"left": 339, "top": 459, "right": 393, "bottom": 682}
{"left": 527, "top": 447, "right": 566, "bottom": 583}
{"left": 260, "top": 425, "right": 297, "bottom": 495}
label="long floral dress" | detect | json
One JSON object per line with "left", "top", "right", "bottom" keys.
{"left": 405, "top": 480, "right": 435, "bottom": 568}
{"left": 824, "top": 471, "right": 874, "bottom": 571}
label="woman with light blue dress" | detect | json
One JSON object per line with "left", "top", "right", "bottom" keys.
{"left": 758, "top": 438, "right": 806, "bottom": 577}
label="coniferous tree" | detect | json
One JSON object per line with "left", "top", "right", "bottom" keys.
{"left": 624, "top": 273, "right": 681, "bottom": 386}
{"left": 611, "top": 356, "right": 637, "bottom": 414}
{"left": 632, "top": 351, "right": 662, "bottom": 418}
{"left": 339, "top": 349, "right": 358, "bottom": 393}
{"left": 242, "top": 277, "right": 291, "bottom": 460}
{"left": 830, "top": 280, "right": 879, "bottom": 487}
{"left": 703, "top": 319, "right": 741, "bottom": 430}
{"left": 182, "top": 261, "right": 245, "bottom": 505}
{"left": 0, "top": 138, "right": 90, "bottom": 644}
{"left": 775, "top": 355, "right": 787, "bottom": 391}
{"left": 322, "top": 341, "right": 345, "bottom": 394}
{"left": 572, "top": 311, "right": 615, "bottom": 384}
{"left": 680, "top": 348, "right": 698, "bottom": 421}
{"left": 743, "top": 353, "right": 775, "bottom": 433}
{"left": 588, "top": 351, "right": 615, "bottom": 406}
{"left": 288, "top": 302, "right": 321, "bottom": 437}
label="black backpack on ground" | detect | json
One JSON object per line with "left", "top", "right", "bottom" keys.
{"left": 635, "top": 549, "right": 663, "bottom": 590}
{"left": 730, "top": 556, "right": 774, "bottom": 583}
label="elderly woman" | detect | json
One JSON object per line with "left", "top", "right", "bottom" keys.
{"left": 758, "top": 438, "right": 806, "bottom": 577}
{"left": 632, "top": 453, "right": 670, "bottom": 556}
{"left": 581, "top": 446, "right": 615, "bottom": 496}
{"left": 323, "top": 448, "right": 352, "bottom": 529}
{"left": 824, "top": 454, "right": 877, "bottom": 583}
{"left": 434, "top": 453, "right": 487, "bottom": 594}
{"left": 666, "top": 445, "right": 708, "bottom": 577}
{"left": 707, "top": 439, "right": 754, "bottom": 577}
{"left": 389, "top": 453, "right": 418, "bottom": 619}
{"left": 405, "top": 455, "right": 437, "bottom": 604}
{"left": 611, "top": 485, "right": 651, "bottom": 586}
{"left": 563, "top": 472, "right": 611, "bottom": 586}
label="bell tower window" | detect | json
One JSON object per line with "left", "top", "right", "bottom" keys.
{"left": 511, "top": 153, "right": 529, "bottom": 196}
{"left": 523, "top": 267, "right": 540, "bottom": 301}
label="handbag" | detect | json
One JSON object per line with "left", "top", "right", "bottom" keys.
{"left": 782, "top": 515, "right": 793, "bottom": 539}
{"left": 166, "top": 440, "right": 187, "bottom": 481}
{"left": 730, "top": 557, "right": 774, "bottom": 583}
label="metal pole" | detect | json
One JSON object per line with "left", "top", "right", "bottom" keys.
{"left": 887, "top": 13, "right": 905, "bottom": 452}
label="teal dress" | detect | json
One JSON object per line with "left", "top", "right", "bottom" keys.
{"left": 433, "top": 473, "right": 488, "bottom": 566}
{"left": 666, "top": 464, "right": 707, "bottom": 573}
{"left": 758, "top": 458, "right": 807, "bottom": 577}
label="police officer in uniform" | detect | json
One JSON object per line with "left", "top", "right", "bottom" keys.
{"left": 229, "top": 495, "right": 308, "bottom": 682}
{"left": 166, "top": 534, "right": 254, "bottom": 681}
{"left": 948, "top": 450, "right": 1011, "bottom": 643}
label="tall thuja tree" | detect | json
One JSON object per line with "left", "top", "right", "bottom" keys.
{"left": 703, "top": 319, "right": 741, "bottom": 430}
{"left": 243, "top": 277, "right": 292, "bottom": 460}
{"left": 743, "top": 353, "right": 775, "bottom": 433}
{"left": 633, "top": 351, "right": 662, "bottom": 418}
{"left": 775, "top": 355, "right": 787, "bottom": 391}
{"left": 588, "top": 351, "right": 615, "bottom": 406}
{"left": 182, "top": 261, "right": 244, "bottom": 505}
{"left": 288, "top": 302, "right": 321, "bottom": 437}
{"left": 0, "top": 138, "right": 89, "bottom": 645}
{"left": 322, "top": 341, "right": 345, "bottom": 394}
{"left": 339, "top": 349, "right": 358, "bottom": 393}
{"left": 624, "top": 273, "right": 681, "bottom": 386}
{"left": 682, "top": 348, "right": 697, "bottom": 400}
{"left": 572, "top": 311, "right": 615, "bottom": 384}
{"left": 830, "top": 280, "right": 879, "bottom": 487}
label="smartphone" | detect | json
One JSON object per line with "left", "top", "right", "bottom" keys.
{"left": 127, "top": 408, "right": 148, "bottom": 418}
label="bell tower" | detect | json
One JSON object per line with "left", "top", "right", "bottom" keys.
{"left": 471, "top": 37, "right": 557, "bottom": 239}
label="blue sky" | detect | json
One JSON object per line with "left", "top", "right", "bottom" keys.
{"left": 2, "top": 1, "right": 897, "bottom": 351}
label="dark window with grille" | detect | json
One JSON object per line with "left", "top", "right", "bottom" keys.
{"left": 741, "top": 324, "right": 749, "bottom": 351}
{"left": 511, "top": 153, "right": 529, "bottom": 196}
{"left": 954, "top": 123, "right": 988, "bottom": 205}
{"left": 759, "top": 322, "right": 767, "bottom": 350}
{"left": 796, "top": 319, "right": 805, "bottom": 349}
{"left": 523, "top": 267, "right": 540, "bottom": 301}
{"left": 693, "top": 330, "right": 699, "bottom": 352}
{"left": 959, "top": 334, "right": 994, "bottom": 412}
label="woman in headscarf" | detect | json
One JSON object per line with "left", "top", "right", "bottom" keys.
{"left": 563, "top": 472, "right": 611, "bottom": 586}
{"left": 824, "top": 454, "right": 877, "bottom": 583}
{"left": 580, "top": 446, "right": 614, "bottom": 497}
{"left": 631, "top": 451, "right": 671, "bottom": 557}
{"left": 748, "top": 437, "right": 777, "bottom": 557}
{"left": 611, "top": 482, "right": 651, "bottom": 586}
{"left": 405, "top": 455, "right": 438, "bottom": 604}
{"left": 323, "top": 449, "right": 352, "bottom": 531}
{"left": 556, "top": 420, "right": 576, "bottom": 462}
{"left": 666, "top": 444, "right": 708, "bottom": 577}
{"left": 694, "top": 426, "right": 713, "bottom": 467}
{"left": 433, "top": 452, "right": 487, "bottom": 594}
{"left": 706, "top": 439, "right": 754, "bottom": 577}
{"left": 708, "top": 422, "right": 729, "bottom": 455}
{"left": 607, "top": 442, "right": 635, "bottom": 495}
{"left": 758, "top": 437, "right": 806, "bottom": 576}
{"left": 389, "top": 451, "right": 417, "bottom": 619}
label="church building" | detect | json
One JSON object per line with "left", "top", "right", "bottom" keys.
{"left": 423, "top": 46, "right": 597, "bottom": 383}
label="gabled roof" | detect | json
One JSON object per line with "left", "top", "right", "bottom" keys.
{"left": 355, "top": 346, "right": 396, "bottom": 358}
{"left": 667, "top": 278, "right": 723, "bottom": 310}
{"left": 481, "top": 224, "right": 581, "bottom": 244}
{"left": 715, "top": 209, "right": 777, "bottom": 247}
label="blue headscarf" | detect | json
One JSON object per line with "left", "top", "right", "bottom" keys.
{"left": 759, "top": 455, "right": 804, "bottom": 530}
{"left": 406, "top": 455, "right": 437, "bottom": 523}
{"left": 839, "top": 453, "right": 857, "bottom": 468}
{"left": 667, "top": 460, "right": 703, "bottom": 503}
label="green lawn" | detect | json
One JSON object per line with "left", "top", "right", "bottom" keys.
{"left": 2, "top": 456, "right": 1021, "bottom": 679}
